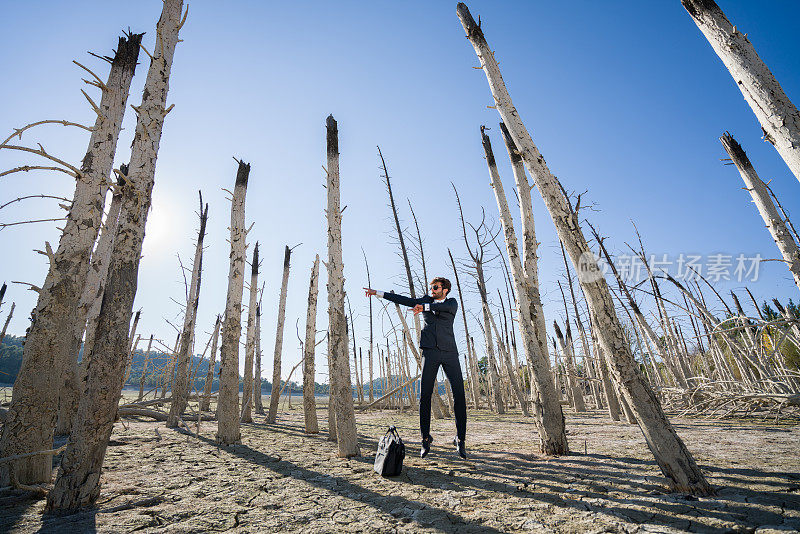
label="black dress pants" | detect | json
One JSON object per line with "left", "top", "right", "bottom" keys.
{"left": 419, "top": 348, "right": 467, "bottom": 442}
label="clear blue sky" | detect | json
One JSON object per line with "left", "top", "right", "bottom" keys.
{"left": 1, "top": 1, "right": 798, "bottom": 383}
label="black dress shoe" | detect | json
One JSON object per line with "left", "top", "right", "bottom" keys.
{"left": 420, "top": 436, "right": 433, "bottom": 458}
{"left": 453, "top": 437, "right": 467, "bottom": 459}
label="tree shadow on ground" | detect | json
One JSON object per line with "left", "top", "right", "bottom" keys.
{"left": 192, "top": 431, "right": 507, "bottom": 533}
{"left": 249, "top": 419, "right": 799, "bottom": 533}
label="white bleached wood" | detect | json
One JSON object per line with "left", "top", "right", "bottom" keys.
{"left": 303, "top": 255, "right": 320, "bottom": 433}
{"left": 721, "top": 133, "right": 800, "bottom": 291}
{"left": 216, "top": 161, "right": 250, "bottom": 445}
{"left": 267, "top": 245, "right": 292, "bottom": 424}
{"left": 457, "top": 3, "right": 712, "bottom": 495}
{"left": 682, "top": 0, "right": 800, "bottom": 184}
{"left": 200, "top": 316, "right": 221, "bottom": 412}
{"left": 483, "top": 126, "right": 567, "bottom": 452}
{"left": 254, "top": 306, "right": 264, "bottom": 414}
{"left": 326, "top": 115, "right": 359, "bottom": 457}
{"left": 0, "top": 33, "right": 142, "bottom": 487}
{"left": 169, "top": 197, "right": 208, "bottom": 427}
{"left": 241, "top": 243, "right": 261, "bottom": 424}
{"left": 46, "top": 3, "right": 182, "bottom": 510}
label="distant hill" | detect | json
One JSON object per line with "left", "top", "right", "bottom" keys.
{"left": 2, "top": 336, "right": 439, "bottom": 398}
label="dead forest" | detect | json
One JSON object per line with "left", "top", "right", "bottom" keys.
{"left": 0, "top": 1, "right": 799, "bottom": 532}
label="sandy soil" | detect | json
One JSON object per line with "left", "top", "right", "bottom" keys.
{"left": 1, "top": 404, "right": 798, "bottom": 533}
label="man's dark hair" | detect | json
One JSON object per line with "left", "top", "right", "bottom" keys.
{"left": 431, "top": 277, "right": 451, "bottom": 294}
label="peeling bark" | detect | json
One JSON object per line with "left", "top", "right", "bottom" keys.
{"left": 721, "top": 133, "right": 800, "bottom": 291}
{"left": 46, "top": 4, "right": 182, "bottom": 511}
{"left": 458, "top": 3, "right": 712, "bottom": 494}
{"left": 326, "top": 115, "right": 359, "bottom": 457}
{"left": 303, "top": 255, "right": 320, "bottom": 433}
{"left": 216, "top": 161, "right": 251, "bottom": 446}
{"left": 483, "top": 126, "right": 567, "bottom": 452}
{"left": 682, "top": 0, "right": 800, "bottom": 183}
{"left": 0, "top": 33, "right": 142, "bottom": 487}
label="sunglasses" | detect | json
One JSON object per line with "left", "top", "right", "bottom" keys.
{"left": 430, "top": 284, "right": 440, "bottom": 290}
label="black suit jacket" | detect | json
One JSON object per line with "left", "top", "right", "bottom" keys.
{"left": 382, "top": 292, "right": 459, "bottom": 353}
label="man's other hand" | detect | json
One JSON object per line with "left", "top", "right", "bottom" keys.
{"left": 364, "top": 287, "right": 377, "bottom": 297}
{"left": 413, "top": 304, "right": 424, "bottom": 315}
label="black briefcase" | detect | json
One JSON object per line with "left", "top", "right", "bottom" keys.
{"left": 373, "top": 426, "right": 405, "bottom": 476}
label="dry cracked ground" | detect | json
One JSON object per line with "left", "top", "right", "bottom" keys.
{"left": 1, "top": 404, "right": 799, "bottom": 533}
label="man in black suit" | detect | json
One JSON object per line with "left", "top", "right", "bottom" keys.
{"left": 364, "top": 277, "right": 467, "bottom": 459}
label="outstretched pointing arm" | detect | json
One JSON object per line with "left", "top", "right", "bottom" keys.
{"left": 363, "top": 287, "right": 422, "bottom": 307}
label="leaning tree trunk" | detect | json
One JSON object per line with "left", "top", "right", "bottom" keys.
{"left": 168, "top": 195, "right": 208, "bottom": 427}
{"left": 267, "top": 246, "right": 292, "bottom": 423}
{"left": 682, "top": 0, "right": 800, "bottom": 184}
{"left": 303, "top": 255, "right": 320, "bottom": 433}
{"left": 0, "top": 33, "right": 142, "bottom": 487}
{"left": 483, "top": 126, "right": 567, "bottom": 452}
{"left": 721, "top": 133, "right": 800, "bottom": 291}
{"left": 457, "top": 2, "right": 712, "bottom": 495}
{"left": 46, "top": 3, "right": 183, "bottom": 511}
{"left": 326, "top": 115, "right": 359, "bottom": 458}
{"left": 216, "top": 161, "right": 251, "bottom": 446}
{"left": 57, "top": 170, "right": 126, "bottom": 437}
{"left": 200, "top": 315, "right": 221, "bottom": 412}
{"left": 241, "top": 243, "right": 261, "bottom": 424}
{"left": 73, "top": 170, "right": 125, "bottom": 375}
{"left": 254, "top": 305, "right": 264, "bottom": 414}
{"left": 498, "top": 123, "right": 555, "bottom": 403}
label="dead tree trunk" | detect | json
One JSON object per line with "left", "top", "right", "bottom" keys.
{"left": 241, "top": 242, "right": 261, "bottom": 424}
{"left": 67, "top": 171, "right": 126, "bottom": 425}
{"left": 0, "top": 33, "right": 142, "bottom": 487}
{"left": 200, "top": 316, "right": 221, "bottom": 412}
{"left": 590, "top": 317, "right": 621, "bottom": 421}
{"left": 721, "top": 133, "right": 800, "bottom": 291}
{"left": 267, "top": 245, "right": 292, "bottom": 423}
{"left": 0, "top": 303, "right": 14, "bottom": 348}
{"left": 682, "top": 0, "right": 800, "bottom": 183}
{"left": 326, "top": 115, "right": 359, "bottom": 457}
{"left": 46, "top": 4, "right": 183, "bottom": 511}
{"left": 168, "top": 194, "right": 208, "bottom": 427}
{"left": 480, "top": 279, "right": 505, "bottom": 414}
{"left": 482, "top": 126, "right": 567, "bottom": 452}
{"left": 488, "top": 309, "right": 529, "bottom": 416}
{"left": 254, "top": 305, "right": 264, "bottom": 414}
{"left": 303, "top": 255, "right": 320, "bottom": 433}
{"left": 378, "top": 147, "right": 423, "bottom": 341}
{"left": 216, "top": 160, "right": 251, "bottom": 446}
{"left": 362, "top": 250, "right": 374, "bottom": 403}
{"left": 449, "top": 249, "right": 480, "bottom": 408}
{"left": 458, "top": 3, "right": 712, "bottom": 495}
{"left": 138, "top": 335, "right": 154, "bottom": 402}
